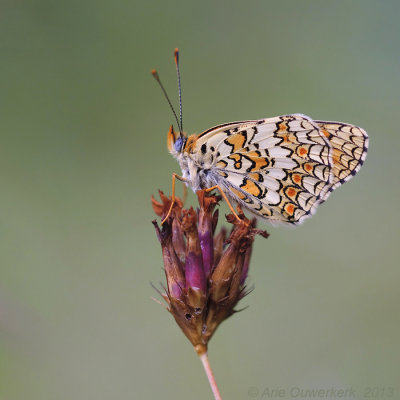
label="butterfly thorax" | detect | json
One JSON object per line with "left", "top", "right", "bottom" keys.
{"left": 172, "top": 134, "right": 216, "bottom": 192}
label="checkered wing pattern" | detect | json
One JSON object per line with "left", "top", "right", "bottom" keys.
{"left": 193, "top": 114, "right": 367, "bottom": 224}
{"left": 315, "top": 120, "right": 368, "bottom": 196}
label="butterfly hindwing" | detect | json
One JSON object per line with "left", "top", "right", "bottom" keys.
{"left": 315, "top": 120, "right": 368, "bottom": 196}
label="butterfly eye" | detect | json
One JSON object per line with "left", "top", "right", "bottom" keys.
{"left": 174, "top": 136, "right": 184, "bottom": 152}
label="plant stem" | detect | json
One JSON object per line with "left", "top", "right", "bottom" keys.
{"left": 199, "top": 352, "right": 222, "bottom": 400}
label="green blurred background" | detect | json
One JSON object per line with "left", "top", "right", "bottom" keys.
{"left": 1, "top": 1, "right": 399, "bottom": 399}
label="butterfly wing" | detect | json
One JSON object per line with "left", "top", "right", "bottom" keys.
{"left": 315, "top": 120, "right": 368, "bottom": 196}
{"left": 215, "top": 115, "right": 335, "bottom": 224}
{"left": 191, "top": 114, "right": 367, "bottom": 224}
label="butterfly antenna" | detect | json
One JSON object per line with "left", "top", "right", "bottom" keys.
{"left": 174, "top": 48, "right": 183, "bottom": 135}
{"left": 151, "top": 69, "right": 181, "bottom": 132}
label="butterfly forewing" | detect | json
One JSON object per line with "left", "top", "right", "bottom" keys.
{"left": 211, "top": 115, "right": 333, "bottom": 224}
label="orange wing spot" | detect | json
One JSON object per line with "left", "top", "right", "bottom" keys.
{"left": 287, "top": 187, "right": 296, "bottom": 198}
{"left": 246, "top": 151, "right": 269, "bottom": 170}
{"left": 216, "top": 160, "right": 228, "bottom": 168}
{"left": 285, "top": 203, "right": 295, "bottom": 216}
{"left": 332, "top": 148, "right": 342, "bottom": 165}
{"left": 225, "top": 133, "right": 246, "bottom": 152}
{"left": 304, "top": 163, "right": 313, "bottom": 172}
{"left": 299, "top": 147, "right": 308, "bottom": 156}
{"left": 321, "top": 128, "right": 330, "bottom": 138}
{"left": 230, "top": 187, "right": 246, "bottom": 200}
{"left": 228, "top": 153, "right": 241, "bottom": 162}
{"left": 254, "top": 158, "right": 269, "bottom": 170}
{"left": 246, "top": 151, "right": 260, "bottom": 158}
{"left": 278, "top": 121, "right": 288, "bottom": 133}
{"left": 228, "top": 153, "right": 242, "bottom": 169}
{"left": 248, "top": 172, "right": 261, "bottom": 181}
{"left": 240, "top": 179, "right": 262, "bottom": 197}
{"left": 293, "top": 174, "right": 301, "bottom": 184}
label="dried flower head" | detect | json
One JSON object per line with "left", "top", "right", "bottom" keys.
{"left": 152, "top": 190, "right": 268, "bottom": 355}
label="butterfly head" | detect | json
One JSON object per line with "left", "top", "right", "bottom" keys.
{"left": 167, "top": 125, "right": 186, "bottom": 155}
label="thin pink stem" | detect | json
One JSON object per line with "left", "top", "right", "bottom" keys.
{"left": 199, "top": 352, "right": 222, "bottom": 400}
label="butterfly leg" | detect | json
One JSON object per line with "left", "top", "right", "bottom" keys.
{"left": 204, "top": 185, "right": 244, "bottom": 224}
{"left": 161, "top": 173, "right": 187, "bottom": 225}
{"left": 182, "top": 182, "right": 188, "bottom": 205}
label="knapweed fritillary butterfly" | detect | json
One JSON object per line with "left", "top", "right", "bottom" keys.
{"left": 152, "top": 49, "right": 368, "bottom": 225}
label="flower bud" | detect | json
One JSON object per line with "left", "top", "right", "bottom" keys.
{"left": 181, "top": 208, "right": 206, "bottom": 309}
{"left": 152, "top": 190, "right": 268, "bottom": 352}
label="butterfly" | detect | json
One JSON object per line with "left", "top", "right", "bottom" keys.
{"left": 152, "top": 49, "right": 369, "bottom": 225}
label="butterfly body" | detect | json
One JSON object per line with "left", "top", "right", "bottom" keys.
{"left": 168, "top": 114, "right": 368, "bottom": 225}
